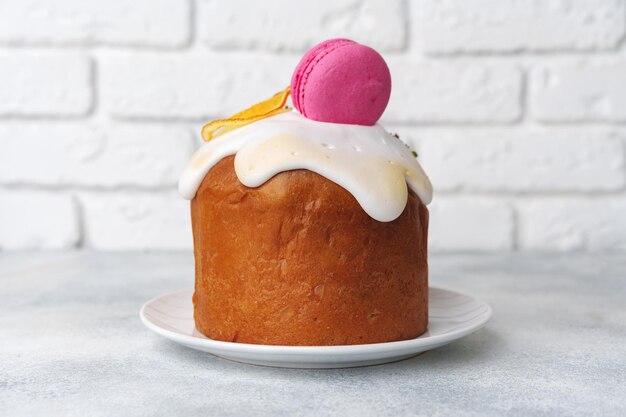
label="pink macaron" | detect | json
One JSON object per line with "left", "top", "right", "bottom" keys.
{"left": 290, "top": 39, "right": 391, "bottom": 126}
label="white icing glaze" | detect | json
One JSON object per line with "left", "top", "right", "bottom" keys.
{"left": 178, "top": 111, "right": 433, "bottom": 222}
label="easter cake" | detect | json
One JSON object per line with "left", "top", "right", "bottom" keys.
{"left": 179, "top": 39, "right": 433, "bottom": 346}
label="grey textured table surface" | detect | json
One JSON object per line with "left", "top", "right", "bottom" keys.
{"left": 1, "top": 252, "right": 625, "bottom": 417}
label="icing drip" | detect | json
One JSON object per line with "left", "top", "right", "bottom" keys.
{"left": 179, "top": 111, "right": 433, "bottom": 222}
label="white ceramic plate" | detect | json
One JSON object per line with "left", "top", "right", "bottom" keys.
{"left": 140, "top": 287, "right": 491, "bottom": 369}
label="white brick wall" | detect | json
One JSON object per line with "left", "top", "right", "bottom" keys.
{"left": 403, "top": 129, "right": 625, "bottom": 192}
{"left": 416, "top": 0, "right": 626, "bottom": 54}
{"left": 0, "top": 52, "right": 92, "bottom": 116}
{"left": 100, "top": 52, "right": 296, "bottom": 119}
{"left": 428, "top": 197, "right": 514, "bottom": 251}
{"left": 0, "top": 0, "right": 191, "bottom": 47}
{"left": 531, "top": 60, "right": 626, "bottom": 122}
{"left": 197, "top": 0, "right": 407, "bottom": 52}
{"left": 1, "top": 0, "right": 626, "bottom": 252}
{"left": 0, "top": 123, "right": 194, "bottom": 187}
{"left": 79, "top": 191, "right": 191, "bottom": 250}
{"left": 518, "top": 199, "right": 626, "bottom": 252}
{"left": 0, "top": 191, "right": 79, "bottom": 250}
{"left": 384, "top": 61, "right": 522, "bottom": 123}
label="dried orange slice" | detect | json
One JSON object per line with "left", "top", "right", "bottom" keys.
{"left": 201, "top": 87, "right": 291, "bottom": 142}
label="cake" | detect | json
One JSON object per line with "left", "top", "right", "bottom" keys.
{"left": 179, "top": 39, "right": 433, "bottom": 346}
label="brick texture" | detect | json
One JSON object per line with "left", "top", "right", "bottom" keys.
{"left": 384, "top": 61, "right": 522, "bottom": 123}
{"left": 1, "top": 0, "right": 626, "bottom": 252}
{"left": 0, "top": 124, "right": 194, "bottom": 187}
{"left": 531, "top": 60, "right": 626, "bottom": 122}
{"left": 79, "top": 192, "right": 192, "bottom": 250}
{"left": 0, "top": 52, "right": 92, "bottom": 116}
{"left": 518, "top": 199, "right": 626, "bottom": 252}
{"left": 0, "top": 0, "right": 190, "bottom": 47}
{"left": 197, "top": 0, "right": 406, "bottom": 52}
{"left": 416, "top": 0, "right": 626, "bottom": 54}
{"left": 428, "top": 198, "right": 514, "bottom": 251}
{"left": 401, "top": 129, "right": 625, "bottom": 192}
{"left": 100, "top": 52, "right": 296, "bottom": 119}
{"left": 0, "top": 191, "right": 79, "bottom": 250}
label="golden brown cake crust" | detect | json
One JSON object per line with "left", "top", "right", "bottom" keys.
{"left": 191, "top": 155, "right": 429, "bottom": 346}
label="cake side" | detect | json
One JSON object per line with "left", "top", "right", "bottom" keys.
{"left": 192, "top": 156, "right": 428, "bottom": 346}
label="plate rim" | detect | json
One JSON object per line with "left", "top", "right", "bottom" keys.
{"left": 140, "top": 287, "right": 492, "bottom": 355}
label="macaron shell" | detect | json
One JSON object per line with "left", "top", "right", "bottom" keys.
{"left": 290, "top": 38, "right": 354, "bottom": 112}
{"left": 290, "top": 39, "right": 391, "bottom": 126}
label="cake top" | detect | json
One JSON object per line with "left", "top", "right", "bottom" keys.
{"left": 179, "top": 39, "right": 433, "bottom": 222}
{"left": 179, "top": 110, "right": 432, "bottom": 222}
